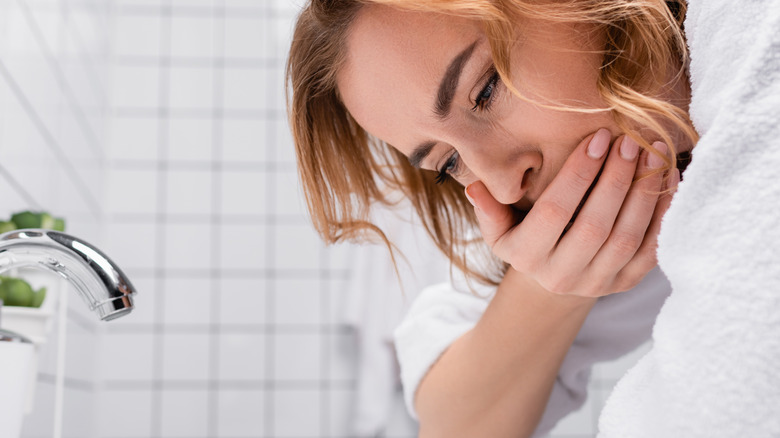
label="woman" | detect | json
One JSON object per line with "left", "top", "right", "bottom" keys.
{"left": 287, "top": 0, "right": 780, "bottom": 436}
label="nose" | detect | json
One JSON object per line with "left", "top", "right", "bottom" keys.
{"left": 456, "top": 137, "right": 541, "bottom": 206}
{"left": 477, "top": 156, "right": 538, "bottom": 205}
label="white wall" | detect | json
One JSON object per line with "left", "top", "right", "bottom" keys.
{"left": 0, "top": 0, "right": 112, "bottom": 437}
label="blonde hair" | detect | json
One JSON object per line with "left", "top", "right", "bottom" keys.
{"left": 286, "top": 0, "right": 697, "bottom": 285}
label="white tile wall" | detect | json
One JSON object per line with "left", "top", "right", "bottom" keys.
{"left": 162, "top": 277, "right": 213, "bottom": 324}
{"left": 161, "top": 332, "right": 211, "bottom": 380}
{"left": 114, "top": 14, "right": 162, "bottom": 57}
{"left": 0, "top": 0, "right": 110, "bottom": 437}
{"left": 167, "top": 117, "right": 212, "bottom": 161}
{"left": 274, "top": 277, "right": 323, "bottom": 325}
{"left": 160, "top": 389, "right": 209, "bottom": 436}
{"left": 217, "top": 332, "right": 265, "bottom": 380}
{"left": 96, "top": 389, "right": 154, "bottom": 437}
{"left": 111, "top": 64, "right": 159, "bottom": 108}
{"left": 217, "top": 277, "right": 266, "bottom": 325}
{"left": 220, "top": 171, "right": 267, "bottom": 214}
{"left": 170, "top": 16, "right": 214, "bottom": 58}
{"left": 220, "top": 118, "right": 266, "bottom": 162}
{"left": 216, "top": 389, "right": 266, "bottom": 436}
{"left": 218, "top": 223, "right": 266, "bottom": 270}
{"left": 108, "top": 116, "right": 160, "bottom": 161}
{"left": 274, "top": 388, "right": 322, "bottom": 437}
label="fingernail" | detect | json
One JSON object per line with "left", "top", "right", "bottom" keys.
{"left": 587, "top": 128, "right": 610, "bottom": 159}
{"left": 620, "top": 136, "right": 639, "bottom": 161}
{"left": 647, "top": 142, "right": 668, "bottom": 169}
{"left": 465, "top": 185, "right": 476, "bottom": 207}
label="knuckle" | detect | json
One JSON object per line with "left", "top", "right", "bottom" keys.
{"left": 610, "top": 231, "right": 643, "bottom": 257}
{"left": 569, "top": 166, "right": 596, "bottom": 189}
{"left": 574, "top": 219, "right": 609, "bottom": 245}
{"left": 534, "top": 200, "right": 571, "bottom": 225}
{"left": 606, "top": 170, "right": 633, "bottom": 193}
{"left": 636, "top": 245, "right": 659, "bottom": 269}
{"left": 624, "top": 277, "right": 642, "bottom": 291}
{"left": 613, "top": 275, "right": 641, "bottom": 293}
{"left": 616, "top": 253, "right": 659, "bottom": 291}
{"left": 616, "top": 271, "right": 644, "bottom": 292}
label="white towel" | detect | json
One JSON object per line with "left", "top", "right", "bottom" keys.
{"left": 598, "top": 1, "right": 780, "bottom": 436}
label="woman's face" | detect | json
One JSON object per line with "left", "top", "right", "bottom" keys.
{"left": 337, "top": 5, "right": 620, "bottom": 210}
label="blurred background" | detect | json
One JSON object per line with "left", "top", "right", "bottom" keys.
{"left": 0, "top": 0, "right": 646, "bottom": 437}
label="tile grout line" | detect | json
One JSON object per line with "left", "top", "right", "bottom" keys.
{"left": 208, "top": 1, "right": 226, "bottom": 436}
{"left": 150, "top": 1, "right": 172, "bottom": 436}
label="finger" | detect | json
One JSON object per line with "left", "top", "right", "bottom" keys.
{"left": 589, "top": 141, "right": 668, "bottom": 277}
{"left": 553, "top": 135, "right": 642, "bottom": 271}
{"left": 613, "top": 165, "right": 680, "bottom": 292}
{"left": 496, "top": 128, "right": 612, "bottom": 262}
{"left": 465, "top": 180, "right": 518, "bottom": 248}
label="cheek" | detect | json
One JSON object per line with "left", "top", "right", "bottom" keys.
{"left": 509, "top": 29, "right": 605, "bottom": 107}
{"left": 502, "top": 97, "right": 611, "bottom": 149}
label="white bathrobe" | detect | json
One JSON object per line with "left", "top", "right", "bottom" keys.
{"left": 395, "top": 266, "right": 671, "bottom": 437}
{"left": 598, "top": 1, "right": 780, "bottom": 437}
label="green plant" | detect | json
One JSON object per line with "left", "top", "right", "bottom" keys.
{"left": 0, "top": 210, "right": 65, "bottom": 308}
{"left": 0, "top": 276, "right": 46, "bottom": 308}
{"left": 1, "top": 211, "right": 65, "bottom": 232}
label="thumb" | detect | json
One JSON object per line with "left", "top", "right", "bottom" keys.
{"left": 465, "top": 181, "right": 517, "bottom": 248}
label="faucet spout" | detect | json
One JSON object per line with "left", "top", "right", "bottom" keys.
{"left": 0, "top": 229, "right": 136, "bottom": 321}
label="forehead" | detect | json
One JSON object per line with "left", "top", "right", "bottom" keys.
{"left": 337, "top": 5, "right": 481, "bottom": 154}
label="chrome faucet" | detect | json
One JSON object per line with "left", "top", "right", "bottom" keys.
{"left": 0, "top": 229, "right": 136, "bottom": 321}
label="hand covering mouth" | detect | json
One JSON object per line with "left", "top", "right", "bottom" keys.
{"left": 561, "top": 162, "right": 605, "bottom": 236}
{"left": 559, "top": 150, "right": 691, "bottom": 236}
{"left": 509, "top": 161, "right": 603, "bottom": 234}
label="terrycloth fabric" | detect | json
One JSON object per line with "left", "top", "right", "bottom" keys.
{"left": 395, "top": 266, "right": 672, "bottom": 437}
{"left": 598, "top": 1, "right": 780, "bottom": 437}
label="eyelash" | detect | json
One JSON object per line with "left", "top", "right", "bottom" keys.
{"left": 434, "top": 67, "right": 501, "bottom": 185}
{"left": 434, "top": 151, "right": 460, "bottom": 185}
{"left": 471, "top": 67, "right": 501, "bottom": 112}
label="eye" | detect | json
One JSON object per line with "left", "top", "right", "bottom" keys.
{"left": 434, "top": 151, "right": 460, "bottom": 185}
{"left": 471, "top": 67, "right": 501, "bottom": 112}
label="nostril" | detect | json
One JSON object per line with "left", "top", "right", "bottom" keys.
{"left": 521, "top": 168, "right": 533, "bottom": 191}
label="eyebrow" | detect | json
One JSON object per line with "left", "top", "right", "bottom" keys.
{"left": 409, "top": 141, "right": 436, "bottom": 169}
{"left": 435, "top": 39, "right": 479, "bottom": 119}
{"left": 409, "top": 39, "right": 479, "bottom": 169}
